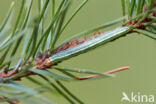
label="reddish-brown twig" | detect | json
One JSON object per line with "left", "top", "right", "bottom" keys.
{"left": 76, "top": 66, "right": 130, "bottom": 80}
{"left": 0, "top": 97, "right": 20, "bottom": 104}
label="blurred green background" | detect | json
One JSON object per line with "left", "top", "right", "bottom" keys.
{"left": 0, "top": 0, "right": 156, "bottom": 104}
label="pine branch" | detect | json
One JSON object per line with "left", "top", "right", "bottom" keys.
{"left": 0, "top": 0, "right": 155, "bottom": 104}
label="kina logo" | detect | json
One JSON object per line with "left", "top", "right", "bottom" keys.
{"left": 121, "top": 92, "right": 154, "bottom": 103}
